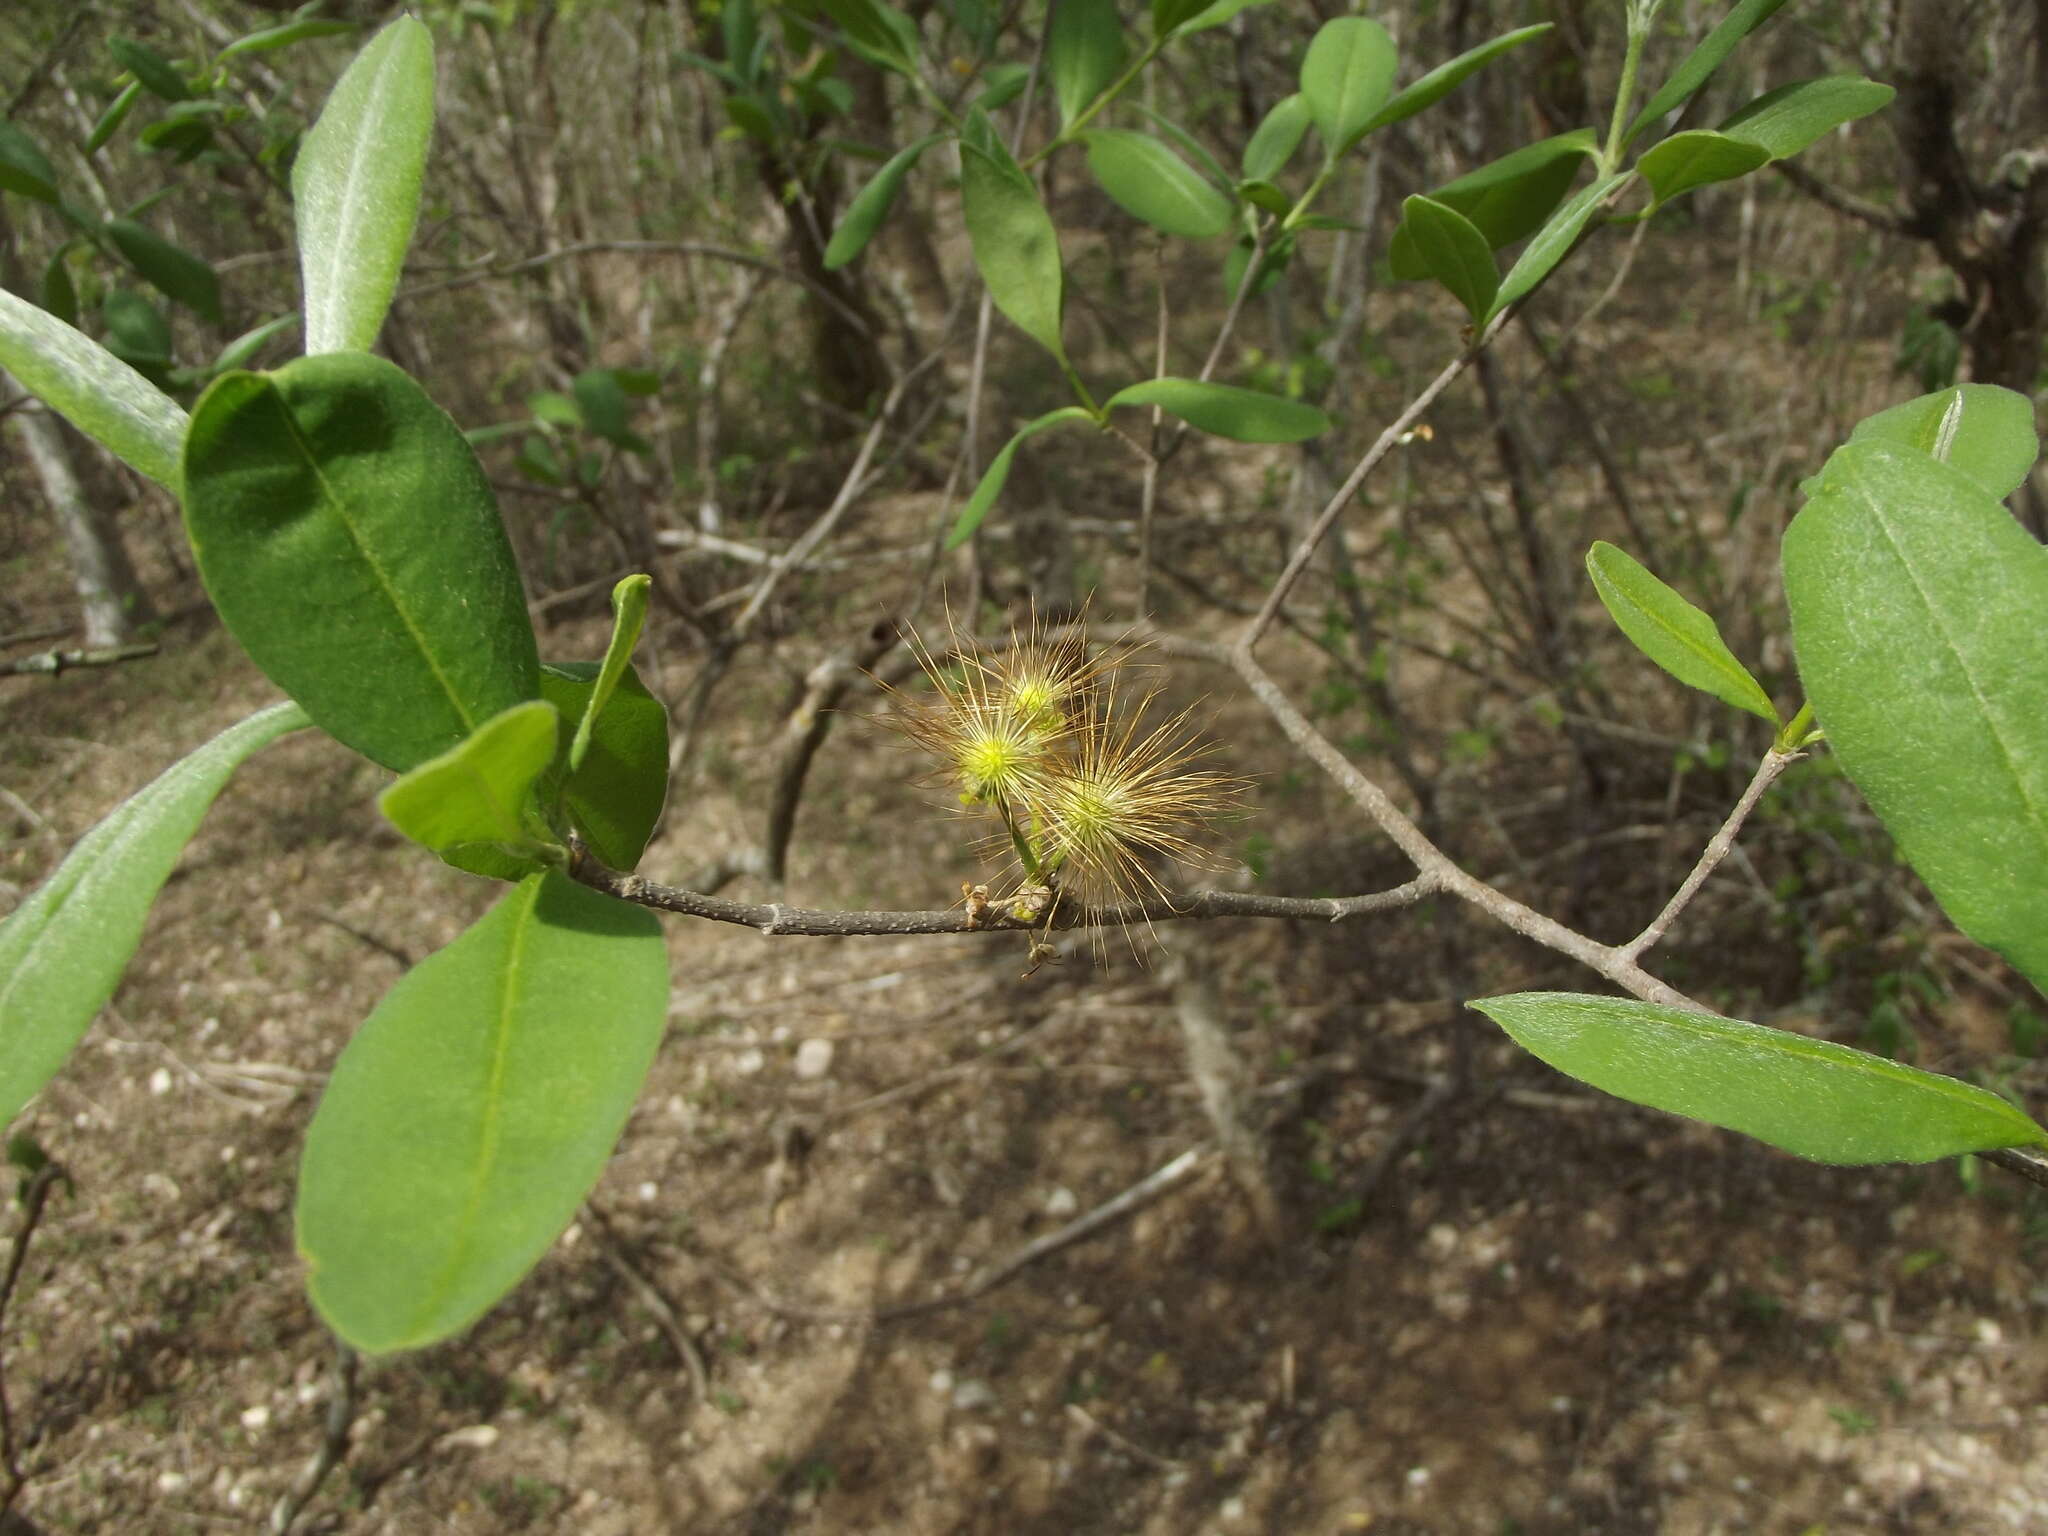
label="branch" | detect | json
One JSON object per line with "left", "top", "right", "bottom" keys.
{"left": 1618, "top": 747, "right": 1799, "bottom": 962}
{"left": 268, "top": 1340, "right": 360, "bottom": 1535}
{"left": 568, "top": 853, "right": 1438, "bottom": 937}
{"left": 1242, "top": 305, "right": 1515, "bottom": 649}
{"left": 1, "top": 643, "right": 158, "bottom": 677}
{"left": 0, "top": 1160, "right": 68, "bottom": 1517}
{"left": 1772, "top": 159, "right": 1918, "bottom": 237}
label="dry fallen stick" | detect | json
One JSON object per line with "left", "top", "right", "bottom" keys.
{"left": 695, "top": 1145, "right": 1211, "bottom": 1325}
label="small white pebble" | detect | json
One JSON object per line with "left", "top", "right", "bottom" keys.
{"left": 148, "top": 1067, "right": 173, "bottom": 1096}
{"left": 929, "top": 1369, "right": 955, "bottom": 1396}
{"left": 637, "top": 1181, "right": 658, "bottom": 1203}
{"left": 793, "top": 1038, "right": 835, "bottom": 1081}
{"left": 156, "top": 1471, "right": 187, "bottom": 1494}
{"left": 734, "top": 1048, "right": 766, "bottom": 1075}
{"left": 1045, "top": 1186, "right": 1079, "bottom": 1218}
{"left": 1406, "top": 1466, "right": 1431, "bottom": 1489}
{"left": 240, "top": 1405, "right": 270, "bottom": 1431}
{"left": 440, "top": 1424, "right": 499, "bottom": 1450}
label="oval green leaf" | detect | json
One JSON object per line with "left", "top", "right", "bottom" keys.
{"left": 1161, "top": 0, "right": 1272, "bottom": 38}
{"left": 1587, "top": 541, "right": 1776, "bottom": 721}
{"left": 1474, "top": 992, "right": 2048, "bottom": 1164}
{"left": 218, "top": 18, "right": 358, "bottom": 62}
{"left": 1084, "top": 129, "right": 1233, "bottom": 239}
{"left": 1846, "top": 384, "right": 2038, "bottom": 503}
{"left": 1398, "top": 194, "right": 1498, "bottom": 321}
{"left": 539, "top": 661, "right": 669, "bottom": 872}
{"left": 109, "top": 37, "right": 192, "bottom": 102}
{"left": 1300, "top": 16, "right": 1398, "bottom": 159}
{"left": 1387, "top": 131, "right": 1596, "bottom": 280}
{"left": 86, "top": 81, "right": 143, "bottom": 156}
{"left": 1625, "top": 0, "right": 1790, "bottom": 146}
{"left": 105, "top": 218, "right": 223, "bottom": 325}
{"left": 1487, "top": 172, "right": 1619, "bottom": 320}
{"left": 1785, "top": 440, "right": 2048, "bottom": 991}
{"left": 182, "top": 351, "right": 540, "bottom": 772}
{"left": 1242, "top": 93, "right": 1310, "bottom": 182}
{"left": 0, "top": 702, "right": 309, "bottom": 1132}
{"left": 0, "top": 286, "right": 186, "bottom": 489}
{"left": 379, "top": 700, "right": 564, "bottom": 862}
{"left": 825, "top": 132, "right": 944, "bottom": 269}
{"left": 1104, "top": 377, "right": 1330, "bottom": 443}
{"left": 959, "top": 118, "right": 1067, "bottom": 363}
{"left": 1363, "top": 24, "right": 1552, "bottom": 135}
{"left": 296, "top": 871, "right": 669, "bottom": 1354}
{"left": 0, "top": 121, "right": 60, "bottom": 204}
{"left": 292, "top": 15, "right": 435, "bottom": 354}
{"left": 1048, "top": 0, "right": 1126, "bottom": 126}
{"left": 1636, "top": 130, "right": 1770, "bottom": 205}
{"left": 1720, "top": 75, "right": 1894, "bottom": 160}
{"left": 947, "top": 405, "right": 1094, "bottom": 549}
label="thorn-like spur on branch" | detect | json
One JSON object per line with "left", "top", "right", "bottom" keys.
{"left": 568, "top": 853, "right": 1438, "bottom": 938}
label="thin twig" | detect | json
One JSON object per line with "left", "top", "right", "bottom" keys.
{"left": 1066, "top": 1403, "right": 1186, "bottom": 1469}
{"left": 698, "top": 1146, "right": 1210, "bottom": 1324}
{"left": 570, "top": 855, "right": 1437, "bottom": 937}
{"left": 0, "top": 643, "right": 158, "bottom": 678}
{"left": 1242, "top": 307, "right": 1514, "bottom": 649}
{"left": 0, "top": 1161, "right": 68, "bottom": 1518}
{"left": 582, "top": 1204, "right": 711, "bottom": 1403}
{"left": 268, "top": 1340, "right": 360, "bottom": 1535}
{"left": 1619, "top": 748, "right": 1799, "bottom": 962}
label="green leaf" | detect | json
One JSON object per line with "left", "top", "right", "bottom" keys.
{"left": 108, "top": 37, "right": 192, "bottom": 102}
{"left": 571, "top": 368, "right": 649, "bottom": 453}
{"left": 1048, "top": 0, "right": 1127, "bottom": 126}
{"left": 1720, "top": 76, "right": 1894, "bottom": 159}
{"left": 1487, "top": 172, "right": 1619, "bottom": 320}
{"left": 1150, "top": 0, "right": 1212, "bottom": 34}
{"left": 1224, "top": 231, "right": 1289, "bottom": 300}
{"left": 0, "top": 287, "right": 186, "bottom": 489}
{"left": 1785, "top": 440, "right": 2048, "bottom": 991}
{"left": 1847, "top": 384, "right": 2039, "bottom": 503}
{"left": 104, "top": 218, "right": 223, "bottom": 325}
{"left": 1397, "top": 195, "right": 1497, "bottom": 321}
{"left": 1586, "top": 541, "right": 1776, "bottom": 721}
{"left": 0, "top": 122, "right": 60, "bottom": 204}
{"left": 1242, "top": 93, "right": 1310, "bottom": 182}
{"left": 379, "top": 700, "right": 563, "bottom": 862}
{"left": 538, "top": 662, "right": 668, "bottom": 872}
{"left": 0, "top": 702, "right": 309, "bottom": 1132}
{"left": 1104, "top": 378, "right": 1330, "bottom": 442}
{"left": 1300, "top": 16, "right": 1397, "bottom": 159}
{"left": 1636, "top": 129, "right": 1770, "bottom": 204}
{"left": 40, "top": 248, "right": 78, "bottom": 328}
{"left": 182, "top": 351, "right": 540, "bottom": 772}
{"left": 947, "top": 405, "right": 1094, "bottom": 548}
{"left": 218, "top": 18, "right": 358, "bottom": 62}
{"left": 1238, "top": 179, "right": 1291, "bottom": 216}
{"left": 292, "top": 16, "right": 435, "bottom": 354}
{"left": 818, "top": 0, "right": 920, "bottom": 72}
{"left": 571, "top": 576, "right": 651, "bottom": 775}
{"left": 824, "top": 132, "right": 944, "bottom": 269}
{"left": 297, "top": 871, "right": 668, "bottom": 1354}
{"left": 1625, "top": 0, "right": 1790, "bottom": 147}
{"left": 1474, "top": 993, "right": 2048, "bottom": 1164}
{"left": 1386, "top": 131, "right": 1597, "bottom": 279}
{"left": 959, "top": 116, "right": 1067, "bottom": 363}
{"left": 86, "top": 81, "right": 143, "bottom": 155}
{"left": 101, "top": 288, "right": 172, "bottom": 371}
{"left": 1083, "top": 130, "right": 1233, "bottom": 239}
{"left": 208, "top": 313, "right": 299, "bottom": 377}
{"left": 1164, "top": 0, "right": 1274, "bottom": 38}
{"left": 1363, "top": 24, "right": 1552, "bottom": 135}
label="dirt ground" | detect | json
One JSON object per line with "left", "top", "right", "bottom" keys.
{"left": 2, "top": 579, "right": 2046, "bottom": 1536}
